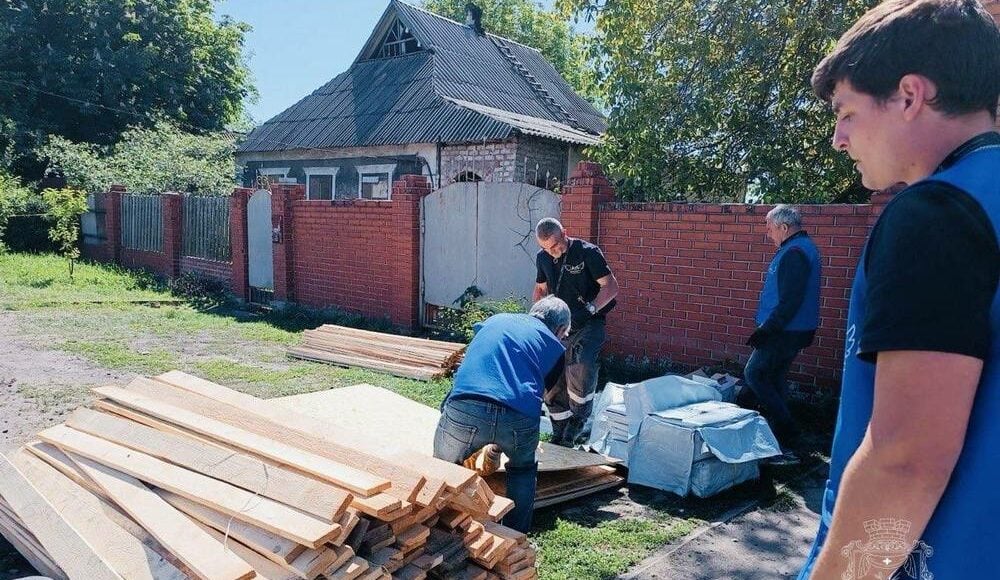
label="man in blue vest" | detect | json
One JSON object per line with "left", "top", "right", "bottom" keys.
{"left": 743, "top": 204, "right": 821, "bottom": 465}
{"left": 433, "top": 296, "right": 569, "bottom": 532}
{"left": 799, "top": 1, "right": 1000, "bottom": 578}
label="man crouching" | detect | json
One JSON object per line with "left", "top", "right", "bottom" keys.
{"left": 433, "top": 296, "right": 570, "bottom": 532}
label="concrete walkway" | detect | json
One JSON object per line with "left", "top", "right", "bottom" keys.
{"left": 621, "top": 467, "right": 826, "bottom": 580}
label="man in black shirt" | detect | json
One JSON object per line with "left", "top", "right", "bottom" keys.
{"left": 533, "top": 218, "right": 619, "bottom": 446}
{"left": 742, "top": 205, "right": 822, "bottom": 465}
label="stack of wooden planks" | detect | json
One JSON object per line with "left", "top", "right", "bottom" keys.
{"left": 288, "top": 325, "right": 466, "bottom": 381}
{"left": 0, "top": 371, "right": 536, "bottom": 580}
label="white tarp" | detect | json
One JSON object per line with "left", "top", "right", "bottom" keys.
{"left": 627, "top": 401, "right": 781, "bottom": 497}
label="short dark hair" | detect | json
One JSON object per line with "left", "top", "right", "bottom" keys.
{"left": 812, "top": 0, "right": 1000, "bottom": 119}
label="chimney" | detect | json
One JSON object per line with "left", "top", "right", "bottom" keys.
{"left": 464, "top": 3, "right": 484, "bottom": 35}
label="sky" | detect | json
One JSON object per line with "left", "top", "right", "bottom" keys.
{"left": 216, "top": 1, "right": 592, "bottom": 124}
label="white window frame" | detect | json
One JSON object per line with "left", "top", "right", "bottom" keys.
{"left": 355, "top": 163, "right": 396, "bottom": 200}
{"left": 304, "top": 167, "right": 339, "bottom": 200}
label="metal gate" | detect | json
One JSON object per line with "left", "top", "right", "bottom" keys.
{"left": 421, "top": 182, "right": 560, "bottom": 322}
{"left": 247, "top": 189, "right": 274, "bottom": 305}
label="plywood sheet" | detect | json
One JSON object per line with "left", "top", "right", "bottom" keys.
{"left": 275, "top": 385, "right": 619, "bottom": 472}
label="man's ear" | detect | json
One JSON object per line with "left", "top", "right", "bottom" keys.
{"left": 897, "top": 74, "right": 936, "bottom": 121}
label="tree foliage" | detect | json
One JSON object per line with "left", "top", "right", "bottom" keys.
{"left": 38, "top": 121, "right": 239, "bottom": 195}
{"left": 421, "top": 0, "right": 604, "bottom": 105}
{"left": 0, "top": 0, "right": 254, "bottom": 176}
{"left": 41, "top": 187, "right": 88, "bottom": 278}
{"left": 0, "top": 171, "right": 34, "bottom": 252}
{"left": 557, "top": 0, "right": 877, "bottom": 203}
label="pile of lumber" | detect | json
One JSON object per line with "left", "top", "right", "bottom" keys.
{"left": 289, "top": 325, "right": 466, "bottom": 381}
{"left": 0, "top": 371, "right": 537, "bottom": 580}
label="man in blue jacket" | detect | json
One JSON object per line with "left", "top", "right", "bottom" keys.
{"left": 743, "top": 204, "right": 822, "bottom": 465}
{"left": 799, "top": 1, "right": 1000, "bottom": 578}
{"left": 433, "top": 296, "right": 569, "bottom": 532}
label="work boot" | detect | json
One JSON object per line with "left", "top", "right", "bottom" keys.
{"left": 558, "top": 416, "right": 584, "bottom": 448}
{"left": 550, "top": 418, "right": 569, "bottom": 447}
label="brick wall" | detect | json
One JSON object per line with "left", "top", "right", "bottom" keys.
{"left": 561, "top": 162, "right": 891, "bottom": 389}
{"left": 179, "top": 256, "right": 232, "bottom": 283}
{"left": 283, "top": 176, "right": 431, "bottom": 328}
{"left": 514, "top": 134, "right": 569, "bottom": 189}
{"left": 440, "top": 140, "right": 518, "bottom": 185}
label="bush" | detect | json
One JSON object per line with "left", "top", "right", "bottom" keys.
{"left": 168, "top": 272, "right": 233, "bottom": 309}
{"left": 41, "top": 187, "right": 87, "bottom": 278}
{"left": 0, "top": 171, "right": 34, "bottom": 252}
{"left": 431, "top": 286, "right": 527, "bottom": 342}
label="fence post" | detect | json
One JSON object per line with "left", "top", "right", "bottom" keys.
{"left": 161, "top": 192, "right": 183, "bottom": 278}
{"left": 230, "top": 188, "right": 253, "bottom": 301}
{"left": 271, "top": 183, "right": 305, "bottom": 305}
{"left": 105, "top": 185, "right": 125, "bottom": 265}
{"left": 560, "top": 161, "right": 615, "bottom": 243}
{"left": 391, "top": 174, "right": 432, "bottom": 330}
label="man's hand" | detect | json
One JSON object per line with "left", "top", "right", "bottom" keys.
{"left": 747, "top": 326, "right": 770, "bottom": 348}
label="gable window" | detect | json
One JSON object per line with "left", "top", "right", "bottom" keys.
{"left": 376, "top": 20, "right": 421, "bottom": 58}
{"left": 304, "top": 167, "right": 339, "bottom": 200}
{"left": 355, "top": 164, "right": 396, "bottom": 200}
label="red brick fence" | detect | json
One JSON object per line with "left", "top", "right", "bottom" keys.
{"left": 83, "top": 165, "right": 891, "bottom": 388}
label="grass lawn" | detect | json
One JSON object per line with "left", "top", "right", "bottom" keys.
{"left": 0, "top": 252, "right": 823, "bottom": 580}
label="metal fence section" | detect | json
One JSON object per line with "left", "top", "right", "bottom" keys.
{"left": 120, "top": 194, "right": 163, "bottom": 252}
{"left": 183, "top": 195, "right": 231, "bottom": 261}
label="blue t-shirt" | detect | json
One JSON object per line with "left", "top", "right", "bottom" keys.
{"left": 799, "top": 135, "right": 1000, "bottom": 579}
{"left": 448, "top": 313, "right": 565, "bottom": 418}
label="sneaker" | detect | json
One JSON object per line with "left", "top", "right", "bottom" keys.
{"left": 765, "top": 451, "right": 801, "bottom": 466}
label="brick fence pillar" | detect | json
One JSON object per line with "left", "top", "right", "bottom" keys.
{"left": 105, "top": 185, "right": 125, "bottom": 264}
{"left": 391, "top": 174, "right": 433, "bottom": 330}
{"left": 161, "top": 192, "right": 183, "bottom": 278}
{"left": 560, "top": 161, "right": 615, "bottom": 242}
{"left": 229, "top": 187, "right": 253, "bottom": 301}
{"left": 271, "top": 183, "right": 305, "bottom": 303}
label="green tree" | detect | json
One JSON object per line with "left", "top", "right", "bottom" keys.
{"left": 422, "top": 0, "right": 604, "bottom": 105}
{"left": 0, "top": 0, "right": 254, "bottom": 177}
{"left": 41, "top": 187, "right": 88, "bottom": 278}
{"left": 557, "top": 0, "right": 877, "bottom": 202}
{"left": 39, "top": 121, "right": 239, "bottom": 195}
{"left": 0, "top": 171, "right": 34, "bottom": 252}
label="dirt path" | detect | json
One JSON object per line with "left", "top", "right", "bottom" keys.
{"left": 0, "top": 311, "right": 131, "bottom": 451}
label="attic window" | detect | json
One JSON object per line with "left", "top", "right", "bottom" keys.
{"left": 376, "top": 20, "right": 421, "bottom": 58}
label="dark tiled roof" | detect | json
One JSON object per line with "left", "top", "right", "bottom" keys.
{"left": 238, "top": 0, "right": 604, "bottom": 153}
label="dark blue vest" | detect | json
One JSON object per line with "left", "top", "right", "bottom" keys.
{"left": 800, "top": 144, "right": 1000, "bottom": 579}
{"left": 755, "top": 233, "right": 821, "bottom": 331}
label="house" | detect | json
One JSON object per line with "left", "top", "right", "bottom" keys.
{"left": 236, "top": 0, "right": 605, "bottom": 199}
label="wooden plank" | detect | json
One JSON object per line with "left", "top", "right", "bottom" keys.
{"left": 67, "top": 407, "right": 351, "bottom": 521}
{"left": 40, "top": 424, "right": 342, "bottom": 549}
{"left": 64, "top": 451, "right": 255, "bottom": 580}
{"left": 328, "top": 556, "right": 369, "bottom": 580}
{"left": 91, "top": 403, "right": 404, "bottom": 520}
{"left": 288, "top": 347, "right": 442, "bottom": 381}
{"left": 23, "top": 442, "right": 197, "bottom": 577}
{"left": 155, "top": 489, "right": 305, "bottom": 564}
{"left": 0, "top": 453, "right": 122, "bottom": 580}
{"left": 114, "top": 378, "right": 390, "bottom": 496}
{"left": 192, "top": 520, "right": 299, "bottom": 580}
{"left": 8, "top": 449, "right": 187, "bottom": 580}
{"left": 0, "top": 510, "right": 65, "bottom": 579}
{"left": 320, "top": 545, "right": 356, "bottom": 578}
{"left": 153, "top": 372, "right": 431, "bottom": 502}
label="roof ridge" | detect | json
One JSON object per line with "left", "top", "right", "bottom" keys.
{"left": 393, "top": 0, "right": 543, "bottom": 53}
{"left": 489, "top": 37, "right": 580, "bottom": 128}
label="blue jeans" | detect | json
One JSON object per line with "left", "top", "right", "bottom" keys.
{"left": 433, "top": 397, "right": 539, "bottom": 532}
{"left": 742, "top": 334, "right": 804, "bottom": 449}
